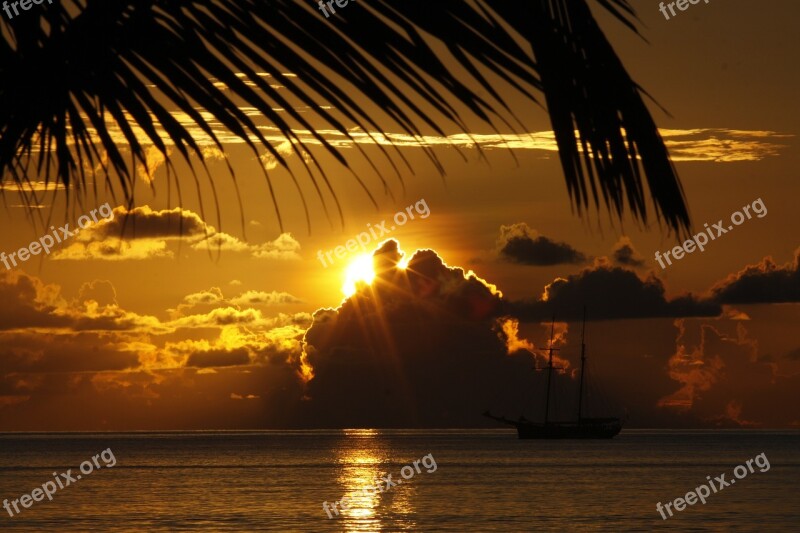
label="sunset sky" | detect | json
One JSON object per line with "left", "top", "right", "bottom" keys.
{"left": 0, "top": 0, "right": 798, "bottom": 430}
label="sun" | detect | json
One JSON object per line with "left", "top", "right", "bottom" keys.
{"left": 342, "top": 254, "right": 376, "bottom": 297}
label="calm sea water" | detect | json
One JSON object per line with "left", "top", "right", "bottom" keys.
{"left": 0, "top": 430, "right": 797, "bottom": 531}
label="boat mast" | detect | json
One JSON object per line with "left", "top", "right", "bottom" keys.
{"left": 577, "top": 307, "right": 587, "bottom": 423}
{"left": 544, "top": 316, "right": 555, "bottom": 426}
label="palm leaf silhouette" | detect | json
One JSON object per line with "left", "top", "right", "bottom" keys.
{"left": 0, "top": 0, "right": 689, "bottom": 235}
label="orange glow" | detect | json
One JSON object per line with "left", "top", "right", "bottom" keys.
{"left": 342, "top": 254, "right": 376, "bottom": 297}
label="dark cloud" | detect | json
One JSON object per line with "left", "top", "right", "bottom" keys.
{"left": 0, "top": 271, "right": 71, "bottom": 330}
{"left": 299, "top": 241, "right": 780, "bottom": 427}
{"left": 497, "top": 223, "right": 586, "bottom": 266}
{"left": 0, "top": 271, "right": 159, "bottom": 333}
{"left": 711, "top": 248, "right": 800, "bottom": 304}
{"left": 98, "top": 205, "right": 207, "bottom": 240}
{"left": 0, "top": 331, "right": 140, "bottom": 373}
{"left": 612, "top": 236, "right": 645, "bottom": 267}
{"left": 508, "top": 260, "right": 721, "bottom": 321}
{"left": 658, "top": 320, "right": 800, "bottom": 428}
{"left": 52, "top": 205, "right": 300, "bottom": 261}
{"left": 300, "top": 240, "right": 574, "bottom": 427}
{"left": 186, "top": 348, "right": 251, "bottom": 368}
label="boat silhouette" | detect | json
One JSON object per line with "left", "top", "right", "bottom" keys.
{"left": 485, "top": 308, "right": 623, "bottom": 439}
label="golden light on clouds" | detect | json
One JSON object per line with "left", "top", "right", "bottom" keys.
{"left": 32, "top": 105, "right": 790, "bottom": 165}
{"left": 47, "top": 204, "right": 301, "bottom": 262}
{"left": 500, "top": 318, "right": 535, "bottom": 355}
{"left": 85, "top": 108, "right": 791, "bottom": 163}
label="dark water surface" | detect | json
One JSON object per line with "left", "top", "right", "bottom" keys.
{"left": 0, "top": 429, "right": 797, "bottom": 531}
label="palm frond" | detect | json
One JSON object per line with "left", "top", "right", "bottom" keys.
{"left": 0, "top": 0, "right": 690, "bottom": 235}
{"left": 494, "top": 0, "right": 689, "bottom": 234}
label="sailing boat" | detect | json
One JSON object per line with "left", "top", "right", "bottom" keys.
{"left": 484, "top": 309, "right": 623, "bottom": 439}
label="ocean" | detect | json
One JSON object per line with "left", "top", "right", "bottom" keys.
{"left": 0, "top": 429, "right": 797, "bottom": 531}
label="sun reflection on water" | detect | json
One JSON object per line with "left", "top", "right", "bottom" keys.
{"left": 333, "top": 429, "right": 416, "bottom": 531}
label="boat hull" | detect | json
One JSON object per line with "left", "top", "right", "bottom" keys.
{"left": 483, "top": 412, "right": 622, "bottom": 439}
